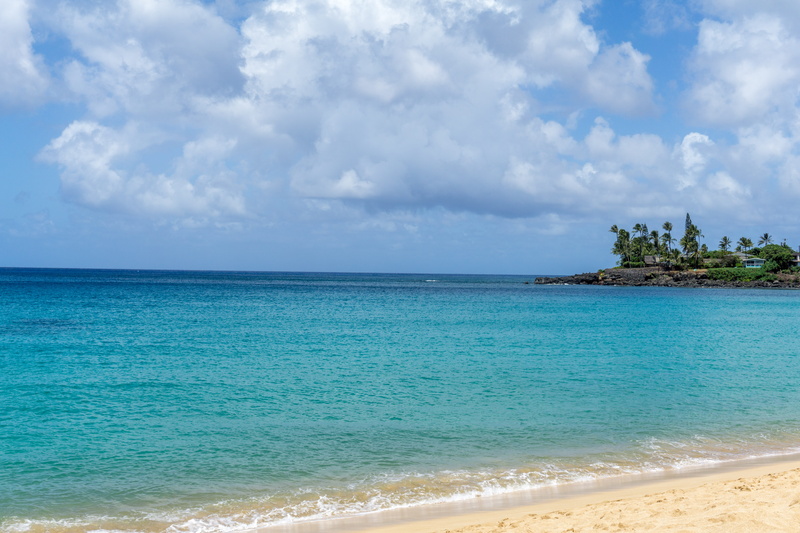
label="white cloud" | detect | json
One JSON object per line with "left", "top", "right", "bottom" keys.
{"left": 676, "top": 132, "right": 714, "bottom": 189}
{"left": 40, "top": 121, "right": 246, "bottom": 218}
{"left": 584, "top": 42, "right": 655, "bottom": 115}
{"left": 699, "top": 0, "right": 800, "bottom": 28}
{"left": 19, "top": 0, "right": 800, "bottom": 272}
{"left": 778, "top": 155, "right": 800, "bottom": 197}
{"left": 686, "top": 14, "right": 800, "bottom": 127}
{"left": 54, "top": 0, "right": 243, "bottom": 117}
{"left": 34, "top": 0, "right": 662, "bottom": 224}
{"left": 511, "top": 0, "right": 656, "bottom": 114}
{"left": 679, "top": 133, "right": 714, "bottom": 172}
{"left": 584, "top": 118, "right": 671, "bottom": 174}
{"left": 0, "top": 0, "right": 48, "bottom": 107}
{"left": 678, "top": 4, "right": 800, "bottom": 220}
{"left": 40, "top": 121, "right": 128, "bottom": 207}
{"left": 704, "top": 170, "right": 750, "bottom": 204}
{"left": 520, "top": 0, "right": 600, "bottom": 87}
{"left": 233, "top": 0, "right": 659, "bottom": 218}
{"left": 735, "top": 124, "right": 793, "bottom": 163}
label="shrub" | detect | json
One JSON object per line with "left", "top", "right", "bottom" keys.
{"left": 706, "top": 268, "right": 777, "bottom": 282}
{"left": 760, "top": 244, "right": 794, "bottom": 270}
{"left": 719, "top": 254, "right": 740, "bottom": 268}
{"left": 707, "top": 268, "right": 746, "bottom": 281}
{"left": 704, "top": 250, "right": 733, "bottom": 259}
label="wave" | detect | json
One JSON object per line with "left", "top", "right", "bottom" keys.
{"left": 5, "top": 433, "right": 800, "bottom": 533}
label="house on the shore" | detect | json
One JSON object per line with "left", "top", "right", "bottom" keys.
{"left": 744, "top": 257, "right": 766, "bottom": 268}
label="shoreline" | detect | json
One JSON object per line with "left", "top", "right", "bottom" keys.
{"left": 364, "top": 457, "right": 800, "bottom": 532}
{"left": 254, "top": 453, "right": 800, "bottom": 533}
{"left": 534, "top": 267, "right": 800, "bottom": 288}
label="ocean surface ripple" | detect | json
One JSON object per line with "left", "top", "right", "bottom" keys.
{"left": 2, "top": 269, "right": 800, "bottom": 532}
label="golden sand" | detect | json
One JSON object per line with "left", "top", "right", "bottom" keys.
{"left": 360, "top": 461, "right": 800, "bottom": 533}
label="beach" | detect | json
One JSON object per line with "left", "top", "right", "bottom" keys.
{"left": 359, "top": 459, "right": 800, "bottom": 533}
{"left": 6, "top": 270, "right": 800, "bottom": 533}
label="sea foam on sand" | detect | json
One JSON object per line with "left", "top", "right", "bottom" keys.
{"left": 358, "top": 459, "right": 800, "bottom": 532}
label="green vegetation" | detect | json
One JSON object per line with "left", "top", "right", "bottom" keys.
{"left": 609, "top": 213, "right": 798, "bottom": 275}
{"left": 703, "top": 250, "right": 730, "bottom": 259}
{"left": 737, "top": 237, "right": 753, "bottom": 253}
{"left": 609, "top": 213, "right": 703, "bottom": 268}
{"left": 760, "top": 244, "right": 794, "bottom": 271}
{"left": 706, "top": 268, "right": 777, "bottom": 282}
{"left": 609, "top": 222, "right": 675, "bottom": 268}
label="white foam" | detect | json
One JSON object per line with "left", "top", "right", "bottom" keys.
{"left": 8, "top": 434, "right": 800, "bottom": 533}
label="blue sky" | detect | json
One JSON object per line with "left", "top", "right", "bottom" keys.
{"left": 2, "top": 0, "right": 800, "bottom": 274}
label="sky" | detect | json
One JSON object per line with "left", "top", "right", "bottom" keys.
{"left": 2, "top": 0, "right": 800, "bottom": 275}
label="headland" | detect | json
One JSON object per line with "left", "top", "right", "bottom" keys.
{"left": 535, "top": 267, "right": 800, "bottom": 288}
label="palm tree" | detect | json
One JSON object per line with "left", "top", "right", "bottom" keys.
{"left": 681, "top": 223, "right": 704, "bottom": 267}
{"left": 609, "top": 224, "right": 619, "bottom": 235}
{"left": 630, "top": 223, "right": 648, "bottom": 262}
{"left": 738, "top": 237, "right": 752, "bottom": 253}
{"left": 719, "top": 236, "right": 731, "bottom": 252}
{"left": 758, "top": 233, "right": 773, "bottom": 246}
{"left": 650, "top": 230, "right": 661, "bottom": 258}
{"left": 612, "top": 229, "right": 631, "bottom": 265}
{"left": 661, "top": 221, "right": 675, "bottom": 254}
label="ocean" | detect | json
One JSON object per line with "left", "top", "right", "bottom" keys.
{"left": 2, "top": 268, "right": 800, "bottom": 532}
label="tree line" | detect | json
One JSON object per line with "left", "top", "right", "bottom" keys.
{"left": 609, "top": 213, "right": 796, "bottom": 272}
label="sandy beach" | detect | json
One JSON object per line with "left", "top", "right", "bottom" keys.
{"left": 356, "top": 459, "right": 800, "bottom": 533}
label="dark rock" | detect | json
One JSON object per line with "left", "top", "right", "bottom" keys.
{"left": 534, "top": 269, "right": 800, "bottom": 289}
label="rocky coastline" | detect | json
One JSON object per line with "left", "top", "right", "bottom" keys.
{"left": 534, "top": 267, "right": 800, "bottom": 289}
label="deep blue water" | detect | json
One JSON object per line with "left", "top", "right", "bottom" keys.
{"left": 2, "top": 268, "right": 800, "bottom": 532}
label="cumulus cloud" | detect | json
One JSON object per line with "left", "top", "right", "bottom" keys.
{"left": 680, "top": 3, "right": 800, "bottom": 218}
{"left": 54, "top": 0, "right": 243, "bottom": 117}
{"left": 584, "top": 43, "right": 654, "bottom": 114}
{"left": 705, "top": 170, "right": 749, "bottom": 202}
{"left": 40, "top": 121, "right": 246, "bottom": 218}
{"left": 0, "top": 0, "right": 48, "bottom": 107}
{"left": 234, "top": 0, "right": 659, "bottom": 217}
{"left": 677, "top": 132, "right": 714, "bottom": 189}
{"left": 14, "top": 0, "right": 800, "bottom": 273}
{"left": 29, "top": 0, "right": 664, "bottom": 224}
{"left": 667, "top": 131, "right": 756, "bottom": 213}
{"left": 686, "top": 13, "right": 800, "bottom": 127}
{"left": 493, "top": 0, "right": 656, "bottom": 113}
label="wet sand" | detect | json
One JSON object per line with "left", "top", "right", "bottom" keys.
{"left": 362, "top": 459, "right": 800, "bottom": 532}
{"left": 254, "top": 456, "right": 800, "bottom": 533}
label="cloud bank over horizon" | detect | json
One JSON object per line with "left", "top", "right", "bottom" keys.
{"left": 3, "top": 0, "right": 800, "bottom": 273}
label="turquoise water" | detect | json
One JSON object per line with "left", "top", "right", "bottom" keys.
{"left": 2, "top": 268, "right": 800, "bottom": 532}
